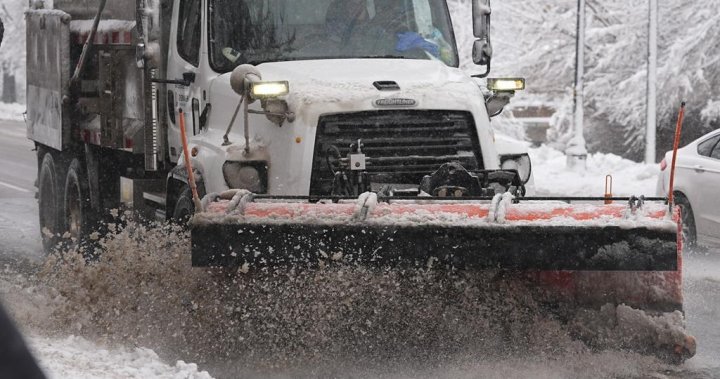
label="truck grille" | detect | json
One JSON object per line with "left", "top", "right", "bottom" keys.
{"left": 310, "top": 110, "right": 482, "bottom": 196}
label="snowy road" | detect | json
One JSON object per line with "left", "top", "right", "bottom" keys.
{"left": 0, "top": 119, "right": 212, "bottom": 378}
{"left": 682, "top": 251, "right": 720, "bottom": 376}
{"left": 0, "top": 120, "right": 43, "bottom": 268}
{"left": 0, "top": 120, "right": 36, "bottom": 198}
{"left": 0, "top": 118, "right": 719, "bottom": 378}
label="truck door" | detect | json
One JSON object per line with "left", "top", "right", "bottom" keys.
{"left": 166, "top": 0, "right": 204, "bottom": 163}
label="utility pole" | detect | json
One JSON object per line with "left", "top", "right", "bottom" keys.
{"left": 567, "top": 0, "right": 588, "bottom": 170}
{"left": 645, "top": 0, "right": 658, "bottom": 164}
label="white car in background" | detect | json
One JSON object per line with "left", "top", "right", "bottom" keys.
{"left": 657, "top": 128, "right": 720, "bottom": 247}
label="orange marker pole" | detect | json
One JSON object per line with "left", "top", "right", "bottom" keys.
{"left": 667, "top": 102, "right": 686, "bottom": 210}
{"left": 604, "top": 175, "right": 613, "bottom": 204}
{"left": 178, "top": 109, "right": 203, "bottom": 212}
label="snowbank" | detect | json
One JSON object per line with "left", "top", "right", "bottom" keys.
{"left": 29, "top": 335, "right": 213, "bottom": 379}
{"left": 0, "top": 103, "right": 26, "bottom": 122}
{"left": 529, "top": 145, "right": 660, "bottom": 197}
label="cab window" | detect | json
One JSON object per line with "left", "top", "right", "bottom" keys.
{"left": 208, "top": 0, "right": 459, "bottom": 72}
{"left": 177, "top": 0, "right": 202, "bottom": 66}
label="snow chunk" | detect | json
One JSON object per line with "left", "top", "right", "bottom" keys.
{"left": 69, "top": 20, "right": 136, "bottom": 34}
{"left": 28, "top": 335, "right": 214, "bottom": 379}
{"left": 570, "top": 304, "right": 696, "bottom": 361}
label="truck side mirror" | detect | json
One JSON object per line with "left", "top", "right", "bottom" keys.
{"left": 472, "top": 0, "right": 491, "bottom": 40}
{"left": 472, "top": 40, "right": 492, "bottom": 66}
{"left": 230, "top": 64, "right": 262, "bottom": 97}
{"left": 471, "top": 0, "right": 493, "bottom": 78}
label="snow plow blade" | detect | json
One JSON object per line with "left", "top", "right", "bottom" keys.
{"left": 191, "top": 194, "right": 683, "bottom": 312}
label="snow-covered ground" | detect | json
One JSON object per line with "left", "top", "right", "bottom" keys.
{"left": 28, "top": 336, "right": 213, "bottom": 379}
{"left": 529, "top": 144, "right": 659, "bottom": 197}
{"left": 1, "top": 256, "right": 215, "bottom": 379}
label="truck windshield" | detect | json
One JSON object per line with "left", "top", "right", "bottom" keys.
{"left": 208, "top": 0, "right": 459, "bottom": 72}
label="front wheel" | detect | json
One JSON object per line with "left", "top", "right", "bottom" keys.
{"left": 172, "top": 187, "right": 197, "bottom": 225}
{"left": 674, "top": 193, "right": 697, "bottom": 249}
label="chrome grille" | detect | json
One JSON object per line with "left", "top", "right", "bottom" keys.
{"left": 310, "top": 111, "right": 482, "bottom": 195}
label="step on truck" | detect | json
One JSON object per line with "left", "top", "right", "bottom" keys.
{"left": 26, "top": 0, "right": 694, "bottom": 361}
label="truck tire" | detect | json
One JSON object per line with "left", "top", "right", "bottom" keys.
{"left": 674, "top": 193, "right": 697, "bottom": 249}
{"left": 38, "top": 152, "right": 62, "bottom": 251}
{"left": 172, "top": 187, "right": 195, "bottom": 225}
{"left": 63, "top": 159, "right": 94, "bottom": 252}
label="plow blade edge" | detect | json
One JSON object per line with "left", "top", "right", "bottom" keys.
{"left": 191, "top": 199, "right": 679, "bottom": 272}
{"left": 191, "top": 222, "right": 676, "bottom": 271}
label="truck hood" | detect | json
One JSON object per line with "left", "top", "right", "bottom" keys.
{"left": 257, "top": 58, "right": 468, "bottom": 88}
{"left": 200, "top": 59, "right": 501, "bottom": 192}
{"left": 210, "top": 59, "right": 481, "bottom": 113}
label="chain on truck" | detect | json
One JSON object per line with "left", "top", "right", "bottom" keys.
{"left": 25, "top": 0, "right": 696, "bottom": 362}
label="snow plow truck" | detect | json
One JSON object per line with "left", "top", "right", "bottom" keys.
{"left": 26, "top": 0, "right": 694, "bottom": 361}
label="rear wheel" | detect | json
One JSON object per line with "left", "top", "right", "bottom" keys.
{"left": 63, "top": 159, "right": 94, "bottom": 252}
{"left": 674, "top": 193, "right": 697, "bottom": 248}
{"left": 38, "top": 152, "right": 61, "bottom": 251}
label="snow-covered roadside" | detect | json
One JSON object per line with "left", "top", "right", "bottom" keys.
{"left": 529, "top": 144, "right": 659, "bottom": 197}
{"left": 1, "top": 270, "right": 214, "bottom": 379}
{"left": 28, "top": 335, "right": 214, "bottom": 379}
{"left": 0, "top": 103, "right": 26, "bottom": 122}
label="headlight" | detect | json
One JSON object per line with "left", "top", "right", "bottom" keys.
{"left": 222, "top": 161, "right": 269, "bottom": 193}
{"left": 250, "top": 81, "right": 289, "bottom": 100}
{"left": 487, "top": 78, "right": 525, "bottom": 92}
{"left": 500, "top": 154, "right": 532, "bottom": 184}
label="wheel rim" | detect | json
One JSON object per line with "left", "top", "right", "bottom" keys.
{"left": 66, "top": 181, "right": 82, "bottom": 242}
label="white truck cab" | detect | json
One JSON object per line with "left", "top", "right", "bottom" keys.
{"left": 163, "top": 0, "right": 530, "bottom": 201}
{"left": 26, "top": 0, "right": 530, "bottom": 247}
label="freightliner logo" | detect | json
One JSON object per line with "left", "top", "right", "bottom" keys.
{"left": 374, "top": 98, "right": 417, "bottom": 107}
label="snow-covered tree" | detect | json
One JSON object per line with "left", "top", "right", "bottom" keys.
{"left": 0, "top": 0, "right": 27, "bottom": 104}
{"left": 471, "top": 0, "right": 720, "bottom": 160}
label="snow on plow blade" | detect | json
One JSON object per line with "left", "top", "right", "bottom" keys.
{"left": 191, "top": 193, "right": 683, "bottom": 311}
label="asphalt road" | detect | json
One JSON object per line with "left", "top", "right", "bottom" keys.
{"left": 0, "top": 119, "right": 42, "bottom": 265}
{"left": 0, "top": 119, "right": 35, "bottom": 198}
{"left": 0, "top": 118, "right": 718, "bottom": 377}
